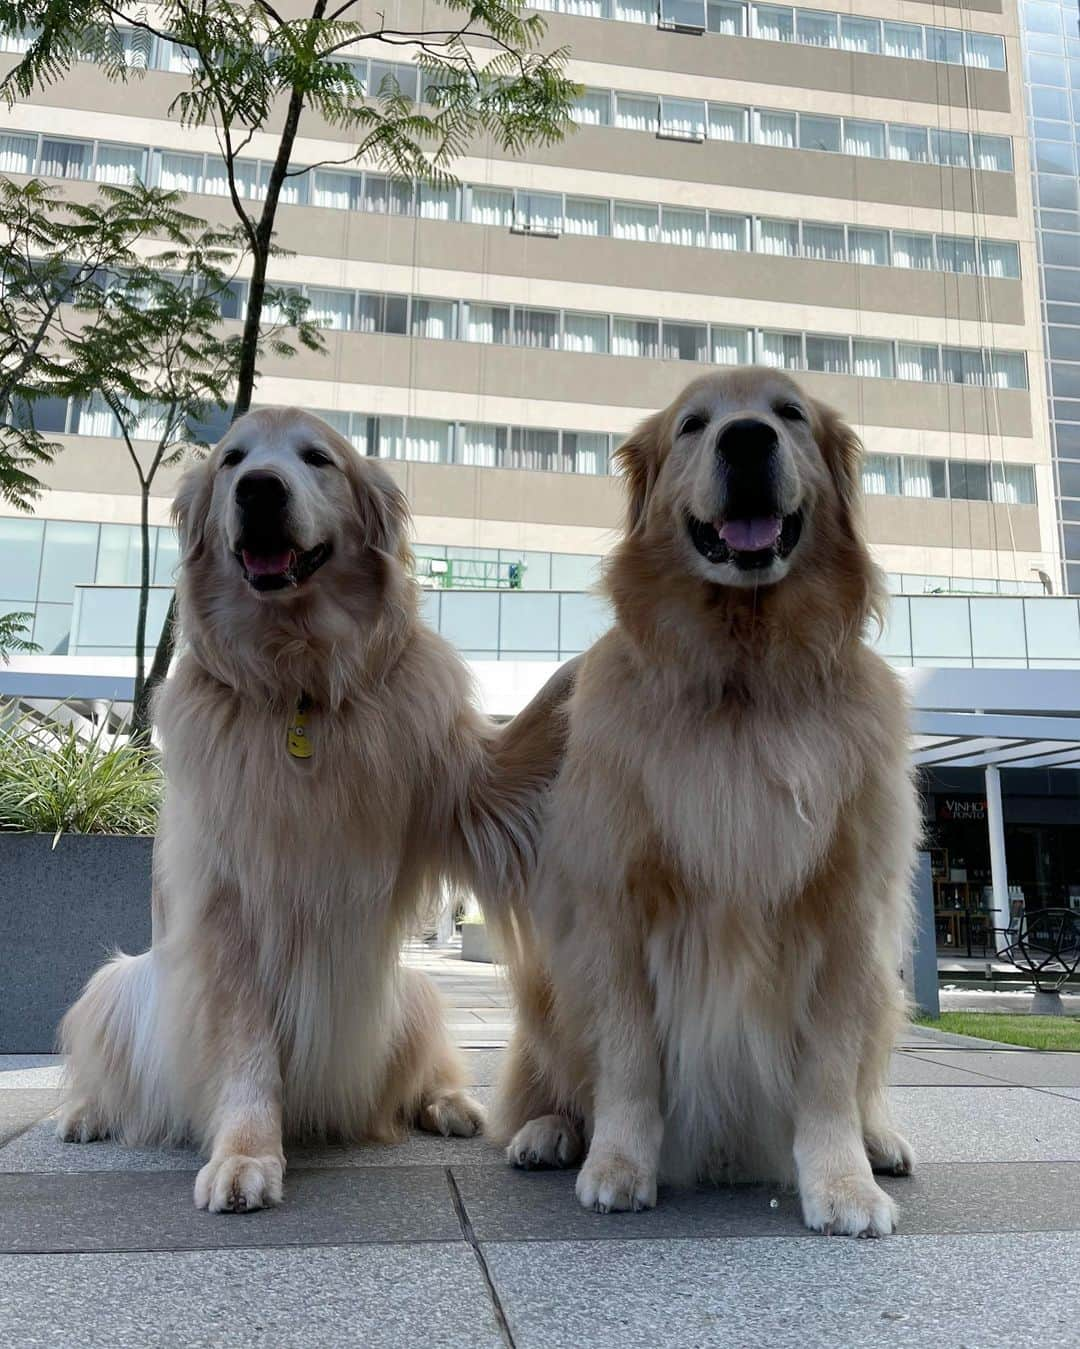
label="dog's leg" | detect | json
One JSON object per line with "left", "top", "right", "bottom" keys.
{"left": 192, "top": 997, "right": 285, "bottom": 1215}
{"left": 501, "top": 1029, "right": 584, "bottom": 1169}
{"left": 574, "top": 937, "right": 663, "bottom": 1214}
{"left": 793, "top": 971, "right": 898, "bottom": 1238}
{"left": 860, "top": 986, "right": 914, "bottom": 1178}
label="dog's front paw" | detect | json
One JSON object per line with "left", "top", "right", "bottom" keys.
{"left": 507, "top": 1114, "right": 584, "bottom": 1170}
{"left": 194, "top": 1153, "right": 284, "bottom": 1213}
{"left": 800, "top": 1172, "right": 897, "bottom": 1237}
{"left": 576, "top": 1145, "right": 657, "bottom": 1214}
{"left": 420, "top": 1089, "right": 485, "bottom": 1138}
{"left": 56, "top": 1099, "right": 106, "bottom": 1144}
{"left": 865, "top": 1128, "right": 914, "bottom": 1178}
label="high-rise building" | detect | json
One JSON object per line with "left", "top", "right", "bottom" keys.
{"left": 1018, "top": 0, "right": 1080, "bottom": 595}
{"left": 0, "top": 0, "right": 1068, "bottom": 663}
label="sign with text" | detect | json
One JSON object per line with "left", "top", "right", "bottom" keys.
{"left": 937, "top": 796, "right": 988, "bottom": 822}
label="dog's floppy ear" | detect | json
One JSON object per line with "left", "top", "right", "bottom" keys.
{"left": 614, "top": 410, "right": 665, "bottom": 536}
{"left": 172, "top": 457, "right": 214, "bottom": 562}
{"left": 814, "top": 399, "right": 864, "bottom": 526}
{"left": 346, "top": 451, "right": 412, "bottom": 564}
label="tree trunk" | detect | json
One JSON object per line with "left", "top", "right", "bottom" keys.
{"left": 129, "top": 483, "right": 152, "bottom": 739}
{"left": 132, "top": 591, "right": 176, "bottom": 740}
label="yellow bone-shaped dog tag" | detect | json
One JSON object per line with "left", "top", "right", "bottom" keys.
{"left": 287, "top": 695, "right": 313, "bottom": 760}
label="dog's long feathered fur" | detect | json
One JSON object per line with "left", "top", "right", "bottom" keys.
{"left": 495, "top": 369, "right": 919, "bottom": 1237}
{"left": 58, "top": 408, "right": 573, "bottom": 1211}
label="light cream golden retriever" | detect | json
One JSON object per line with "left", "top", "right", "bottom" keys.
{"left": 495, "top": 368, "right": 918, "bottom": 1237}
{"left": 58, "top": 407, "right": 571, "bottom": 1213}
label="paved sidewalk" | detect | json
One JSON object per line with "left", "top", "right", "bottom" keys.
{"left": 2, "top": 944, "right": 1080, "bottom": 1347}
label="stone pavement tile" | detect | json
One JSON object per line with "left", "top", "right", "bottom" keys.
{"left": 903, "top": 1050, "right": 1080, "bottom": 1088}
{"left": 0, "top": 1119, "right": 507, "bottom": 1175}
{"left": 0, "top": 1090, "right": 61, "bottom": 1147}
{"left": 0, "top": 1242, "right": 501, "bottom": 1349}
{"left": 484, "top": 1232, "right": 1080, "bottom": 1349}
{"left": 886, "top": 1051, "right": 1009, "bottom": 1086}
{"left": 0, "top": 1166, "right": 462, "bottom": 1254}
{"left": 461, "top": 1048, "right": 505, "bottom": 1088}
{"left": 891, "top": 1086, "right": 1080, "bottom": 1162}
{"left": 895, "top": 1024, "right": 1016, "bottom": 1051}
{"left": 453, "top": 1161, "right": 1080, "bottom": 1243}
{"left": 0, "top": 1061, "right": 65, "bottom": 1089}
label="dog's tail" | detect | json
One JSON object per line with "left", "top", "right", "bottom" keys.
{"left": 58, "top": 949, "right": 176, "bottom": 1146}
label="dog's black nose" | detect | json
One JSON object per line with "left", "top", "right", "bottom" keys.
{"left": 716, "top": 418, "right": 779, "bottom": 465}
{"left": 235, "top": 471, "right": 289, "bottom": 512}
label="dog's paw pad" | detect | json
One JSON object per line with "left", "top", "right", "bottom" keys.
{"left": 420, "top": 1090, "right": 485, "bottom": 1138}
{"left": 575, "top": 1147, "right": 656, "bottom": 1214}
{"left": 865, "top": 1129, "right": 914, "bottom": 1178}
{"left": 801, "top": 1173, "right": 897, "bottom": 1238}
{"left": 56, "top": 1101, "right": 106, "bottom": 1144}
{"left": 507, "top": 1115, "right": 583, "bottom": 1170}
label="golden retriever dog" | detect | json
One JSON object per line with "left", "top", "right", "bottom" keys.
{"left": 58, "top": 407, "right": 572, "bottom": 1213}
{"left": 494, "top": 368, "right": 918, "bottom": 1237}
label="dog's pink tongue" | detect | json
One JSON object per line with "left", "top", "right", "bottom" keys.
{"left": 242, "top": 549, "right": 293, "bottom": 576}
{"left": 717, "top": 517, "right": 782, "bottom": 551}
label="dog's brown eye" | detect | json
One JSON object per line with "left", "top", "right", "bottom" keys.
{"left": 220, "top": 448, "right": 246, "bottom": 468}
{"left": 301, "top": 447, "right": 333, "bottom": 467}
{"left": 679, "top": 414, "right": 707, "bottom": 437}
{"left": 777, "top": 403, "right": 806, "bottom": 423}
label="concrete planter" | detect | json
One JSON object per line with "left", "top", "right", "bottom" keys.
{"left": 0, "top": 833, "right": 153, "bottom": 1053}
{"left": 460, "top": 921, "right": 493, "bottom": 964}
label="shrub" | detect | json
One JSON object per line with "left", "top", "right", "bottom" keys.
{"left": 0, "top": 708, "right": 162, "bottom": 841}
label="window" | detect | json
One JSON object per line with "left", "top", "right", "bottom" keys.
{"left": 38, "top": 521, "right": 100, "bottom": 603}
{"left": 988, "top": 352, "right": 1027, "bottom": 390}
{"left": 468, "top": 187, "right": 513, "bottom": 227}
{"left": 709, "top": 212, "right": 749, "bottom": 250}
{"left": 661, "top": 207, "right": 707, "bottom": 247}
{"left": 708, "top": 104, "right": 749, "bottom": 142}
{"left": 941, "top": 347, "right": 986, "bottom": 385}
{"left": 839, "top": 16, "right": 880, "bottom": 54}
{"left": 862, "top": 455, "right": 901, "bottom": 495}
{"left": 92, "top": 142, "right": 145, "bottom": 185}
{"left": 40, "top": 139, "right": 89, "bottom": 179}
{"left": 356, "top": 292, "right": 408, "bottom": 335}
{"left": 361, "top": 175, "right": 413, "bottom": 215}
{"left": 563, "top": 433, "right": 609, "bottom": 475}
{"left": 991, "top": 464, "right": 1036, "bottom": 505}
{"left": 508, "top": 428, "right": 561, "bottom": 472}
{"left": 513, "top": 307, "right": 559, "bottom": 349}
{"left": 848, "top": 228, "right": 888, "bottom": 267}
{"left": 796, "top": 9, "right": 836, "bottom": 47}
{"left": 201, "top": 157, "right": 257, "bottom": 199}
{"left": 755, "top": 5, "right": 794, "bottom": 42}
{"left": 755, "top": 110, "right": 796, "bottom": 148}
{"left": 799, "top": 114, "right": 841, "bottom": 153}
{"left": 948, "top": 462, "right": 990, "bottom": 500}
{"left": 852, "top": 339, "right": 894, "bottom": 379}
{"left": 888, "top": 124, "right": 929, "bottom": 163}
{"left": 965, "top": 32, "right": 1005, "bottom": 70}
{"left": 901, "top": 457, "right": 947, "bottom": 498}
{"left": 660, "top": 98, "right": 707, "bottom": 140}
{"left": 312, "top": 170, "right": 362, "bottom": 210}
{"left": 897, "top": 344, "right": 940, "bottom": 382}
{"left": 563, "top": 312, "right": 609, "bottom": 354}
{"left": 457, "top": 423, "right": 506, "bottom": 468}
{"left": 514, "top": 190, "right": 561, "bottom": 234}
{"left": 573, "top": 89, "right": 613, "bottom": 126}
{"left": 615, "top": 94, "right": 657, "bottom": 132}
{"left": 403, "top": 418, "right": 452, "bottom": 464}
{"left": 972, "top": 135, "right": 1012, "bottom": 172}
{"left": 661, "top": 0, "right": 706, "bottom": 27}
{"left": 0, "top": 134, "right": 37, "bottom": 175}
{"left": 707, "top": 0, "right": 746, "bottom": 35}
{"left": 883, "top": 22, "right": 922, "bottom": 60}
{"left": 306, "top": 288, "right": 353, "bottom": 330}
{"left": 893, "top": 231, "right": 935, "bottom": 270}
{"left": 843, "top": 119, "right": 885, "bottom": 158}
{"left": 411, "top": 298, "right": 456, "bottom": 341}
{"left": 805, "top": 334, "right": 849, "bottom": 373}
{"left": 0, "top": 517, "right": 44, "bottom": 603}
{"left": 937, "top": 235, "right": 978, "bottom": 274}
{"left": 367, "top": 60, "right": 418, "bottom": 100}
{"left": 712, "top": 326, "right": 752, "bottom": 364}
{"left": 613, "top": 318, "right": 660, "bottom": 358}
{"left": 418, "top": 183, "right": 458, "bottom": 221}
{"left": 759, "top": 330, "right": 803, "bottom": 369}
{"left": 564, "top": 196, "right": 610, "bottom": 236}
{"left": 931, "top": 129, "right": 970, "bottom": 167}
{"left": 464, "top": 303, "right": 511, "bottom": 345}
{"left": 925, "top": 26, "right": 963, "bottom": 65}
{"left": 757, "top": 218, "right": 799, "bottom": 256}
{"left": 614, "top": 202, "right": 659, "bottom": 242}
{"left": 801, "top": 222, "right": 844, "bottom": 261}
{"left": 662, "top": 321, "right": 708, "bottom": 362}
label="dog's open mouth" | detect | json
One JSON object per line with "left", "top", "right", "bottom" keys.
{"left": 687, "top": 511, "right": 804, "bottom": 571}
{"left": 236, "top": 542, "right": 332, "bottom": 592}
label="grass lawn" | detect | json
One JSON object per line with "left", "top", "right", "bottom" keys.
{"left": 915, "top": 1011, "right": 1080, "bottom": 1051}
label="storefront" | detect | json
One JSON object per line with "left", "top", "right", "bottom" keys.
{"left": 921, "top": 767, "right": 1080, "bottom": 954}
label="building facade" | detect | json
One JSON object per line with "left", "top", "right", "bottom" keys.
{"left": 0, "top": 0, "right": 1068, "bottom": 661}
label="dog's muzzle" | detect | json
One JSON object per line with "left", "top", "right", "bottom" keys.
{"left": 233, "top": 470, "right": 332, "bottom": 592}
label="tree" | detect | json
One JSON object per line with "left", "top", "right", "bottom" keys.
{"left": 3, "top": 0, "right": 577, "bottom": 711}
{"left": 0, "top": 612, "right": 39, "bottom": 662}
{"left": 0, "top": 177, "right": 198, "bottom": 509}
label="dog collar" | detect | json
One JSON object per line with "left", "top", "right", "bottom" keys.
{"left": 287, "top": 693, "right": 313, "bottom": 760}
